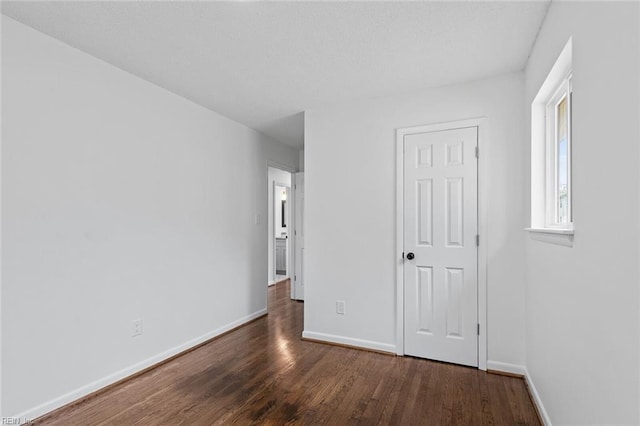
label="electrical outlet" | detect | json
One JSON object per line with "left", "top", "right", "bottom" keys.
{"left": 336, "top": 300, "right": 345, "bottom": 315}
{"left": 132, "top": 319, "right": 143, "bottom": 337}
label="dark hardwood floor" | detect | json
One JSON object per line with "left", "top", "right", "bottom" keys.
{"left": 35, "top": 280, "right": 540, "bottom": 425}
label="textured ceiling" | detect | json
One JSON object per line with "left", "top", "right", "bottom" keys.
{"left": 1, "top": 1, "right": 550, "bottom": 148}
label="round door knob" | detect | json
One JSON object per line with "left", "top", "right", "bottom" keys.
{"left": 406, "top": 252, "right": 415, "bottom": 260}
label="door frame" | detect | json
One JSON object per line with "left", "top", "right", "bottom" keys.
{"left": 266, "top": 161, "right": 296, "bottom": 301}
{"left": 395, "top": 117, "right": 488, "bottom": 370}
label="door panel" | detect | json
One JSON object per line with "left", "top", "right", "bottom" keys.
{"left": 445, "top": 267, "right": 464, "bottom": 338}
{"left": 417, "top": 267, "right": 434, "bottom": 333}
{"left": 417, "top": 179, "right": 433, "bottom": 246}
{"left": 404, "top": 126, "right": 478, "bottom": 367}
{"left": 445, "top": 178, "right": 464, "bottom": 247}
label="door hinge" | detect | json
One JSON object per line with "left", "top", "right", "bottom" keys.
{"left": 294, "top": 230, "right": 297, "bottom": 236}
{"left": 475, "top": 146, "right": 479, "bottom": 158}
{"left": 477, "top": 324, "right": 480, "bottom": 335}
{"left": 294, "top": 275, "right": 297, "bottom": 281}
{"left": 476, "top": 235, "right": 479, "bottom": 246}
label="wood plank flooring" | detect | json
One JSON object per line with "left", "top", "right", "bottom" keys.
{"left": 35, "top": 281, "right": 540, "bottom": 425}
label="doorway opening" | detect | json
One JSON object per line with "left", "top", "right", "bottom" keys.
{"left": 267, "top": 163, "right": 304, "bottom": 311}
{"left": 268, "top": 167, "right": 292, "bottom": 288}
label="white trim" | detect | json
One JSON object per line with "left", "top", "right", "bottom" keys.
{"left": 477, "top": 120, "right": 489, "bottom": 372}
{"left": 525, "top": 227, "right": 573, "bottom": 235}
{"left": 525, "top": 227, "right": 574, "bottom": 247}
{"left": 266, "top": 160, "right": 296, "bottom": 174}
{"left": 395, "top": 136, "right": 404, "bottom": 355}
{"left": 544, "top": 75, "right": 572, "bottom": 228}
{"left": 524, "top": 367, "right": 553, "bottom": 426}
{"left": 302, "top": 331, "right": 396, "bottom": 354}
{"left": 11, "top": 308, "right": 267, "bottom": 422}
{"left": 487, "top": 362, "right": 552, "bottom": 425}
{"left": 395, "top": 117, "right": 488, "bottom": 370}
{"left": 487, "top": 360, "right": 527, "bottom": 376}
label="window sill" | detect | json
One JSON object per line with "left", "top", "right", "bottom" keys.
{"left": 525, "top": 227, "right": 574, "bottom": 247}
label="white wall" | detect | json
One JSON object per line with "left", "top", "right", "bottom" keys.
{"left": 524, "top": 2, "right": 639, "bottom": 424}
{"left": 1, "top": 16, "right": 299, "bottom": 418}
{"left": 267, "top": 167, "right": 291, "bottom": 283}
{"left": 304, "top": 72, "right": 527, "bottom": 363}
{"left": 298, "top": 149, "right": 305, "bottom": 172}
{"left": 0, "top": 14, "right": 4, "bottom": 419}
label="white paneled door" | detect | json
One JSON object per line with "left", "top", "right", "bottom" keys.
{"left": 403, "top": 126, "right": 478, "bottom": 367}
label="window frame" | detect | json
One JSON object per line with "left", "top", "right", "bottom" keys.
{"left": 545, "top": 74, "right": 573, "bottom": 229}
{"left": 527, "top": 37, "right": 573, "bottom": 246}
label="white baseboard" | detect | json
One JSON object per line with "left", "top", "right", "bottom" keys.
{"left": 302, "top": 330, "right": 396, "bottom": 354}
{"left": 523, "top": 367, "right": 552, "bottom": 426}
{"left": 268, "top": 280, "right": 276, "bottom": 286}
{"left": 487, "top": 360, "right": 527, "bottom": 376}
{"left": 487, "top": 361, "right": 551, "bottom": 426}
{"left": 12, "top": 308, "right": 267, "bottom": 423}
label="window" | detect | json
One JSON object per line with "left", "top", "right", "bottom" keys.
{"left": 528, "top": 38, "right": 573, "bottom": 246}
{"left": 546, "top": 75, "right": 572, "bottom": 228}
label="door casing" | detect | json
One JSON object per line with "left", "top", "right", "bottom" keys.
{"left": 267, "top": 161, "right": 297, "bottom": 303}
{"left": 396, "top": 117, "right": 488, "bottom": 370}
